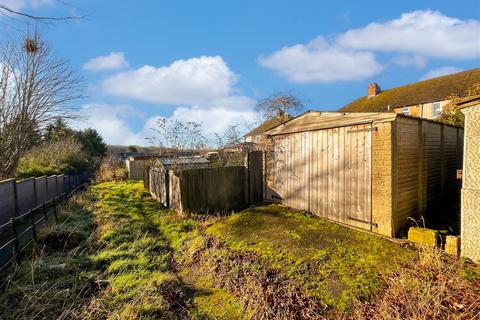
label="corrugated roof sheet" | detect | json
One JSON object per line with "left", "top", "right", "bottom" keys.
{"left": 158, "top": 156, "right": 210, "bottom": 166}
{"left": 340, "top": 68, "right": 480, "bottom": 112}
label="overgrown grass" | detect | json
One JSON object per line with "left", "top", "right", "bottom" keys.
{"left": 206, "top": 205, "right": 415, "bottom": 312}
{"left": 1, "top": 181, "right": 478, "bottom": 319}
{"left": 83, "top": 181, "right": 243, "bottom": 319}
{"left": 0, "top": 193, "right": 97, "bottom": 319}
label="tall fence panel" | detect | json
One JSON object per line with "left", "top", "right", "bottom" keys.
{"left": 247, "top": 151, "right": 264, "bottom": 204}
{"left": 0, "top": 180, "right": 16, "bottom": 226}
{"left": 16, "top": 178, "right": 36, "bottom": 217}
{"left": 35, "top": 177, "right": 48, "bottom": 206}
{"left": 177, "top": 166, "right": 248, "bottom": 214}
{"left": 149, "top": 168, "right": 169, "bottom": 207}
{"left": 0, "top": 173, "right": 89, "bottom": 227}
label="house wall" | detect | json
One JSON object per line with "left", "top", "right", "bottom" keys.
{"left": 461, "top": 105, "right": 480, "bottom": 262}
{"left": 392, "top": 117, "right": 463, "bottom": 235}
{"left": 394, "top": 100, "right": 450, "bottom": 120}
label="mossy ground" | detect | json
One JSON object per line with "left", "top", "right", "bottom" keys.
{"left": 206, "top": 204, "right": 416, "bottom": 311}
{"left": 2, "top": 181, "right": 477, "bottom": 319}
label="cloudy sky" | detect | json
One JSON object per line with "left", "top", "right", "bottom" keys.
{"left": 1, "top": 0, "right": 479, "bottom": 145}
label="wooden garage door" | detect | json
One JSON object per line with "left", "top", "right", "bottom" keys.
{"left": 273, "top": 124, "right": 372, "bottom": 230}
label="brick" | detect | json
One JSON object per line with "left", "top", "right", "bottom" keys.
{"left": 408, "top": 227, "right": 438, "bottom": 246}
{"left": 445, "top": 235, "right": 460, "bottom": 256}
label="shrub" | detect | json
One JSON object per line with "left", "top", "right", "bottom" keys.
{"left": 17, "top": 137, "right": 89, "bottom": 177}
{"left": 95, "top": 156, "right": 128, "bottom": 182}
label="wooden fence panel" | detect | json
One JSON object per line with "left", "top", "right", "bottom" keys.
{"left": 175, "top": 166, "right": 247, "bottom": 214}
{"left": 248, "top": 151, "right": 264, "bottom": 204}
{"left": 127, "top": 160, "right": 146, "bottom": 180}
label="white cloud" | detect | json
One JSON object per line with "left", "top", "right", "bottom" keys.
{"left": 420, "top": 66, "right": 463, "bottom": 81}
{"left": 392, "top": 54, "right": 427, "bottom": 68}
{"left": 102, "top": 56, "right": 239, "bottom": 105}
{"left": 259, "top": 37, "right": 383, "bottom": 83}
{"left": 260, "top": 10, "right": 479, "bottom": 83}
{"left": 75, "top": 104, "right": 147, "bottom": 145}
{"left": 171, "top": 106, "right": 257, "bottom": 135}
{"left": 83, "top": 52, "right": 129, "bottom": 72}
{"left": 337, "top": 10, "right": 480, "bottom": 60}
{"left": 75, "top": 101, "right": 258, "bottom": 146}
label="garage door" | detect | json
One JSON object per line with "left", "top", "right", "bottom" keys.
{"left": 273, "top": 123, "right": 373, "bottom": 230}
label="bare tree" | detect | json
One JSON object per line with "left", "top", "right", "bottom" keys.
{"left": 148, "top": 118, "right": 207, "bottom": 171}
{"left": 210, "top": 124, "right": 259, "bottom": 167}
{"left": 256, "top": 92, "right": 304, "bottom": 124}
{"left": 0, "top": 32, "right": 83, "bottom": 178}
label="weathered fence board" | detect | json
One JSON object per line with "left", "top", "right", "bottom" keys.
{"left": 177, "top": 166, "right": 247, "bottom": 213}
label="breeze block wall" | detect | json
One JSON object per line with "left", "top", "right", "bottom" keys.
{"left": 371, "top": 121, "right": 394, "bottom": 237}
{"left": 461, "top": 105, "right": 480, "bottom": 262}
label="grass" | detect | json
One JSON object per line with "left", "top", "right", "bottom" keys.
{"left": 206, "top": 204, "right": 415, "bottom": 311}
{"left": 0, "top": 193, "right": 97, "bottom": 319}
{"left": 1, "top": 181, "right": 478, "bottom": 319}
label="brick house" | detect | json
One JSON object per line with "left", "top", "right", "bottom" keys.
{"left": 341, "top": 68, "right": 480, "bottom": 120}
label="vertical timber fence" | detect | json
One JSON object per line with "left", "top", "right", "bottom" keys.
{"left": 0, "top": 173, "right": 89, "bottom": 272}
{"left": 148, "top": 151, "right": 264, "bottom": 214}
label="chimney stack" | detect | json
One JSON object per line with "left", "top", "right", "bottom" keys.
{"left": 368, "top": 82, "right": 381, "bottom": 98}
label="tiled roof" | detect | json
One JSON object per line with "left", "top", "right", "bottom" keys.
{"left": 340, "top": 68, "right": 480, "bottom": 112}
{"left": 244, "top": 114, "right": 293, "bottom": 137}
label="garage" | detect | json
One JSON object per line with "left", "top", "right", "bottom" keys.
{"left": 264, "top": 111, "right": 463, "bottom": 237}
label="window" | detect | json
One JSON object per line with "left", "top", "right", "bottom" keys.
{"left": 402, "top": 107, "right": 410, "bottom": 115}
{"left": 432, "top": 102, "right": 442, "bottom": 118}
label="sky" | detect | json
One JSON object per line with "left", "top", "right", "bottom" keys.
{"left": 1, "top": 0, "right": 480, "bottom": 146}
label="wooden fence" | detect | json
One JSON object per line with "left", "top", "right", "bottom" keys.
{"left": 148, "top": 151, "right": 264, "bottom": 214}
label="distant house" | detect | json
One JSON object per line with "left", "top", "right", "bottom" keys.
{"left": 340, "top": 68, "right": 480, "bottom": 120}
{"left": 458, "top": 95, "right": 480, "bottom": 262}
{"left": 244, "top": 112, "right": 293, "bottom": 146}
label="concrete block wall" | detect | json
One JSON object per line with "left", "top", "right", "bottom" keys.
{"left": 461, "top": 106, "right": 480, "bottom": 262}
{"left": 371, "top": 122, "right": 394, "bottom": 236}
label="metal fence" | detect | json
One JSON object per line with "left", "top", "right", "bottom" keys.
{"left": 0, "top": 173, "right": 89, "bottom": 272}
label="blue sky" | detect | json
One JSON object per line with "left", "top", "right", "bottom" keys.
{"left": 1, "top": 0, "right": 480, "bottom": 145}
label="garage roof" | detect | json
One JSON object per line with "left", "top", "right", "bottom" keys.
{"left": 264, "top": 111, "right": 398, "bottom": 136}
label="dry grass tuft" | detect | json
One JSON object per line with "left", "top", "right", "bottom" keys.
{"left": 351, "top": 246, "right": 480, "bottom": 320}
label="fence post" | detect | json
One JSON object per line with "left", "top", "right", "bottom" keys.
{"left": 45, "top": 176, "right": 49, "bottom": 202}
{"left": 29, "top": 209, "right": 37, "bottom": 243}
{"left": 33, "top": 177, "right": 38, "bottom": 207}
{"left": 55, "top": 175, "right": 59, "bottom": 197}
{"left": 10, "top": 218, "right": 20, "bottom": 265}
{"left": 13, "top": 180, "right": 19, "bottom": 218}
{"left": 53, "top": 197, "right": 58, "bottom": 223}
{"left": 42, "top": 203, "right": 48, "bottom": 222}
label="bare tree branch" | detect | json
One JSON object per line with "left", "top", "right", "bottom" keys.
{"left": 0, "top": 4, "right": 82, "bottom": 21}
